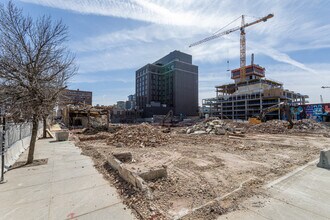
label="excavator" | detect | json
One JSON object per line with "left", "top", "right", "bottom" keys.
{"left": 161, "top": 110, "right": 174, "bottom": 127}
{"left": 249, "top": 102, "right": 294, "bottom": 129}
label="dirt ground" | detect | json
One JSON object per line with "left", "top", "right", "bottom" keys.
{"left": 74, "top": 123, "right": 329, "bottom": 220}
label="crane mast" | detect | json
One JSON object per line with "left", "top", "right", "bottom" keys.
{"left": 240, "top": 15, "right": 246, "bottom": 82}
{"left": 189, "top": 13, "right": 274, "bottom": 82}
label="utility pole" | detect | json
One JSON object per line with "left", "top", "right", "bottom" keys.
{"left": 0, "top": 107, "right": 6, "bottom": 184}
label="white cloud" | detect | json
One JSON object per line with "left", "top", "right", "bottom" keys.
{"left": 21, "top": 0, "right": 224, "bottom": 27}
{"left": 71, "top": 24, "right": 200, "bottom": 53}
{"left": 20, "top": 0, "right": 330, "bottom": 105}
{"left": 250, "top": 44, "right": 317, "bottom": 74}
{"left": 57, "top": 0, "right": 328, "bottom": 74}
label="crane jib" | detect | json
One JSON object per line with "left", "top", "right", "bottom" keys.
{"left": 189, "top": 13, "right": 274, "bottom": 48}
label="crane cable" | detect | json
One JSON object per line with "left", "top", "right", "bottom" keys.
{"left": 213, "top": 15, "right": 242, "bottom": 35}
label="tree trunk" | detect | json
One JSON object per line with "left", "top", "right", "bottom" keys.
{"left": 42, "top": 115, "right": 47, "bottom": 138}
{"left": 27, "top": 115, "right": 39, "bottom": 164}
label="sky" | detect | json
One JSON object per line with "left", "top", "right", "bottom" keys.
{"left": 9, "top": 0, "right": 330, "bottom": 105}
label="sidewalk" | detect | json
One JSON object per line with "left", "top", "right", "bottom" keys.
{"left": 218, "top": 162, "right": 330, "bottom": 220}
{"left": 0, "top": 138, "right": 136, "bottom": 220}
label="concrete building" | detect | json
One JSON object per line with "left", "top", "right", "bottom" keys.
{"left": 59, "top": 89, "right": 92, "bottom": 106}
{"left": 203, "top": 63, "right": 308, "bottom": 120}
{"left": 136, "top": 50, "right": 198, "bottom": 117}
{"left": 116, "top": 101, "right": 126, "bottom": 110}
{"left": 126, "top": 94, "right": 136, "bottom": 110}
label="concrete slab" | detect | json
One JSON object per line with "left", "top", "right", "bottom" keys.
{"left": 49, "top": 184, "right": 123, "bottom": 220}
{"left": 4, "top": 163, "right": 52, "bottom": 177}
{"left": 0, "top": 170, "right": 52, "bottom": 191}
{"left": 219, "top": 164, "right": 330, "bottom": 220}
{"left": 218, "top": 208, "right": 268, "bottom": 220}
{"left": 52, "top": 165, "right": 97, "bottom": 182}
{"left": 51, "top": 173, "right": 108, "bottom": 196}
{"left": 52, "top": 157, "right": 93, "bottom": 166}
{"left": 268, "top": 168, "right": 330, "bottom": 218}
{"left": 0, "top": 138, "right": 136, "bottom": 220}
{"left": 77, "top": 203, "right": 136, "bottom": 220}
{"left": 52, "top": 159, "right": 94, "bottom": 172}
{"left": 0, "top": 183, "right": 50, "bottom": 205}
{"left": 0, "top": 198, "right": 49, "bottom": 220}
{"left": 246, "top": 197, "right": 328, "bottom": 220}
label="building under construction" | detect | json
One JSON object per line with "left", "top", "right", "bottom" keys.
{"left": 202, "top": 58, "right": 308, "bottom": 120}
{"left": 191, "top": 14, "right": 308, "bottom": 120}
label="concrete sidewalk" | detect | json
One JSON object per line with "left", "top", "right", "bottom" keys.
{"left": 219, "top": 162, "right": 330, "bottom": 220}
{"left": 0, "top": 138, "right": 136, "bottom": 220}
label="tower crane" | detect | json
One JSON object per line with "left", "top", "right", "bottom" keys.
{"left": 189, "top": 14, "right": 274, "bottom": 82}
{"left": 321, "top": 86, "right": 330, "bottom": 89}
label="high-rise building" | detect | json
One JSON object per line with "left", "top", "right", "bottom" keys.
{"left": 136, "top": 50, "right": 198, "bottom": 117}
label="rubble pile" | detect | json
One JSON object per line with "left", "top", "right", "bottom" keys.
{"left": 82, "top": 126, "right": 108, "bottom": 135}
{"left": 184, "top": 119, "right": 244, "bottom": 135}
{"left": 107, "top": 123, "right": 170, "bottom": 148}
{"left": 293, "top": 119, "right": 327, "bottom": 131}
{"left": 249, "top": 119, "right": 328, "bottom": 134}
{"left": 79, "top": 132, "right": 110, "bottom": 141}
{"left": 249, "top": 120, "right": 288, "bottom": 134}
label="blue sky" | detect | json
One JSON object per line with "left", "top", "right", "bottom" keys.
{"left": 11, "top": 0, "right": 330, "bottom": 105}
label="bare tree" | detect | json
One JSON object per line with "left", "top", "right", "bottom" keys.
{"left": 0, "top": 1, "right": 77, "bottom": 164}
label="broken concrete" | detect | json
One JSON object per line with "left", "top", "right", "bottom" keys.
{"left": 113, "top": 152, "right": 133, "bottom": 163}
{"left": 106, "top": 153, "right": 152, "bottom": 199}
{"left": 139, "top": 167, "right": 168, "bottom": 182}
{"left": 317, "top": 150, "right": 330, "bottom": 169}
{"left": 55, "top": 130, "right": 69, "bottom": 141}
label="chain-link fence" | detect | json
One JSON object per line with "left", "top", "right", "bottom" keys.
{"left": 0, "top": 121, "right": 43, "bottom": 174}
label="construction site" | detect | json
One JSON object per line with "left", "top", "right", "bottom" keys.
{"left": 202, "top": 61, "right": 308, "bottom": 120}
{"left": 73, "top": 118, "right": 330, "bottom": 219}
{"left": 69, "top": 13, "right": 330, "bottom": 219}
{"left": 2, "top": 7, "right": 330, "bottom": 220}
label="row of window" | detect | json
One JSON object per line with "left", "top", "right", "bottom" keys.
{"left": 136, "top": 69, "right": 147, "bottom": 77}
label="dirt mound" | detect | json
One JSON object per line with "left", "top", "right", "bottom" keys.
{"left": 249, "top": 119, "right": 327, "bottom": 134}
{"left": 107, "top": 123, "right": 170, "bottom": 148}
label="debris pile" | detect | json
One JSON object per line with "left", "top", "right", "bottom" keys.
{"left": 79, "top": 132, "right": 110, "bottom": 141}
{"left": 184, "top": 118, "right": 245, "bottom": 135}
{"left": 107, "top": 123, "right": 170, "bottom": 148}
{"left": 81, "top": 126, "right": 109, "bottom": 135}
{"left": 249, "top": 120, "right": 288, "bottom": 134}
{"left": 249, "top": 119, "right": 328, "bottom": 134}
{"left": 293, "top": 119, "right": 327, "bottom": 131}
